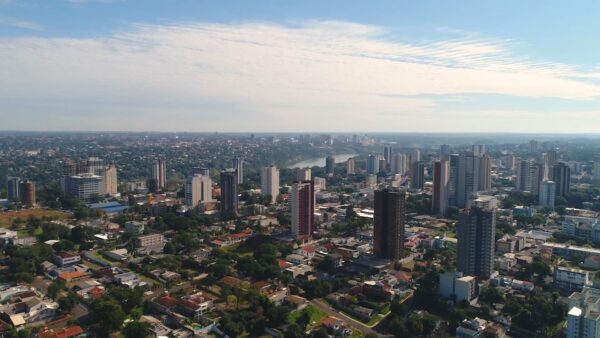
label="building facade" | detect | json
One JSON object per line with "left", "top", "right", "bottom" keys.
{"left": 291, "top": 180, "right": 315, "bottom": 240}
{"left": 457, "top": 206, "right": 496, "bottom": 278}
{"left": 373, "top": 189, "right": 406, "bottom": 261}
{"left": 261, "top": 165, "right": 280, "bottom": 204}
{"left": 220, "top": 169, "right": 238, "bottom": 214}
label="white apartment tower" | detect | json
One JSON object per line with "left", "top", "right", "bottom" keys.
{"left": 261, "top": 165, "right": 280, "bottom": 204}
{"left": 185, "top": 174, "right": 213, "bottom": 207}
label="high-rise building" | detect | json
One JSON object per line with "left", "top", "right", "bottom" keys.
{"left": 567, "top": 286, "right": 600, "bottom": 338}
{"left": 313, "top": 177, "right": 326, "bottom": 191}
{"left": 220, "top": 169, "right": 238, "bottom": 213}
{"left": 516, "top": 159, "right": 543, "bottom": 195}
{"left": 391, "top": 153, "right": 407, "bottom": 175}
{"left": 346, "top": 158, "right": 355, "bottom": 175}
{"left": 373, "top": 189, "right": 406, "bottom": 261}
{"left": 103, "top": 164, "right": 118, "bottom": 196}
{"left": 325, "top": 155, "right": 335, "bottom": 175}
{"left": 472, "top": 144, "right": 486, "bottom": 156}
{"left": 411, "top": 149, "right": 421, "bottom": 163}
{"left": 151, "top": 159, "right": 166, "bottom": 190}
{"left": 367, "top": 154, "right": 380, "bottom": 175}
{"left": 64, "top": 173, "right": 103, "bottom": 203}
{"left": 440, "top": 144, "right": 451, "bottom": 157}
{"left": 6, "top": 176, "right": 21, "bottom": 202}
{"left": 232, "top": 157, "right": 244, "bottom": 184}
{"left": 297, "top": 167, "right": 311, "bottom": 181}
{"left": 19, "top": 180, "right": 35, "bottom": 207}
{"left": 59, "top": 160, "right": 79, "bottom": 177}
{"left": 86, "top": 157, "right": 105, "bottom": 175}
{"left": 553, "top": 162, "right": 571, "bottom": 197}
{"left": 185, "top": 174, "right": 213, "bottom": 207}
{"left": 448, "top": 150, "right": 491, "bottom": 208}
{"left": 457, "top": 205, "right": 495, "bottom": 278}
{"left": 384, "top": 146, "right": 393, "bottom": 164}
{"left": 448, "top": 155, "right": 459, "bottom": 207}
{"left": 593, "top": 160, "right": 600, "bottom": 182}
{"left": 433, "top": 159, "right": 449, "bottom": 215}
{"left": 539, "top": 180, "right": 556, "bottom": 208}
{"left": 529, "top": 139, "right": 539, "bottom": 153}
{"left": 291, "top": 180, "right": 314, "bottom": 240}
{"left": 192, "top": 167, "right": 209, "bottom": 176}
{"left": 261, "top": 165, "right": 280, "bottom": 204}
{"left": 411, "top": 161, "right": 425, "bottom": 190}
{"left": 478, "top": 154, "right": 492, "bottom": 192}
{"left": 544, "top": 149, "right": 558, "bottom": 180}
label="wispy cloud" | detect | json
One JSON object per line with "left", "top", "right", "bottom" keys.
{"left": 1, "top": 20, "right": 599, "bottom": 132}
{"left": 0, "top": 15, "right": 41, "bottom": 30}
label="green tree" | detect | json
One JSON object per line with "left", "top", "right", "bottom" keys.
{"left": 122, "top": 321, "right": 152, "bottom": 338}
{"left": 90, "top": 297, "right": 126, "bottom": 334}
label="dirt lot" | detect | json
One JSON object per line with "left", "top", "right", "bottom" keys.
{"left": 0, "top": 208, "right": 70, "bottom": 227}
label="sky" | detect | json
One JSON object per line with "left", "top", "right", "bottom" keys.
{"left": 1, "top": 0, "right": 600, "bottom": 133}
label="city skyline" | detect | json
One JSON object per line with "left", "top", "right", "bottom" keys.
{"left": 2, "top": 1, "right": 600, "bottom": 132}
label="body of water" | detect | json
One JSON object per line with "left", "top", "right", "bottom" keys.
{"left": 287, "top": 153, "right": 358, "bottom": 169}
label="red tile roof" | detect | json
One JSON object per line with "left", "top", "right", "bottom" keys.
{"left": 154, "top": 294, "right": 178, "bottom": 308}
{"left": 38, "top": 325, "right": 84, "bottom": 338}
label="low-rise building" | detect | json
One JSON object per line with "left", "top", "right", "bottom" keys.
{"left": 53, "top": 252, "right": 81, "bottom": 267}
{"left": 439, "top": 271, "right": 478, "bottom": 304}
{"left": 136, "top": 234, "right": 165, "bottom": 248}
{"left": 554, "top": 266, "right": 591, "bottom": 293}
{"left": 567, "top": 286, "right": 600, "bottom": 338}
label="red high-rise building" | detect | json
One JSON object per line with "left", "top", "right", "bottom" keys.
{"left": 291, "top": 180, "right": 314, "bottom": 240}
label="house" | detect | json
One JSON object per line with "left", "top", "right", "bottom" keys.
{"left": 38, "top": 325, "right": 85, "bottom": 338}
{"left": 53, "top": 252, "right": 81, "bottom": 267}
{"left": 57, "top": 271, "right": 89, "bottom": 283}
{"left": 321, "top": 316, "right": 346, "bottom": 331}
{"left": 284, "top": 264, "right": 313, "bottom": 278}
{"left": 296, "top": 245, "right": 316, "bottom": 258}
{"left": 8, "top": 236, "right": 37, "bottom": 247}
{"left": 113, "top": 272, "right": 147, "bottom": 288}
{"left": 103, "top": 248, "right": 128, "bottom": 261}
{"left": 285, "top": 254, "right": 306, "bottom": 265}
{"left": 151, "top": 294, "right": 179, "bottom": 314}
{"left": 285, "top": 295, "right": 308, "bottom": 310}
{"left": 177, "top": 297, "right": 214, "bottom": 319}
{"left": 76, "top": 285, "right": 105, "bottom": 302}
{"left": 125, "top": 221, "right": 145, "bottom": 234}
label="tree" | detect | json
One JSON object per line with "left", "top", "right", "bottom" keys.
{"left": 220, "top": 315, "right": 244, "bottom": 337}
{"left": 163, "top": 242, "right": 175, "bottom": 254}
{"left": 107, "top": 286, "right": 145, "bottom": 314}
{"left": 90, "top": 297, "right": 126, "bottom": 334}
{"left": 58, "top": 292, "right": 79, "bottom": 312}
{"left": 47, "top": 281, "right": 64, "bottom": 300}
{"left": 388, "top": 316, "right": 409, "bottom": 336}
{"left": 479, "top": 286, "right": 505, "bottom": 304}
{"left": 122, "top": 321, "right": 152, "bottom": 338}
{"left": 407, "top": 315, "right": 424, "bottom": 335}
{"left": 285, "top": 323, "right": 304, "bottom": 338}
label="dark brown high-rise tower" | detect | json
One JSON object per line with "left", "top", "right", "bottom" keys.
{"left": 374, "top": 189, "right": 406, "bottom": 261}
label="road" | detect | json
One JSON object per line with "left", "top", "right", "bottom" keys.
{"left": 310, "top": 299, "right": 389, "bottom": 337}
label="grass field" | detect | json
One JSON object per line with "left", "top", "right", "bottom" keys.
{"left": 0, "top": 209, "right": 70, "bottom": 227}
{"left": 288, "top": 304, "right": 328, "bottom": 329}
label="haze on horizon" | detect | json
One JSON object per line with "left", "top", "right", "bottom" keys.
{"left": 2, "top": 0, "right": 600, "bottom": 133}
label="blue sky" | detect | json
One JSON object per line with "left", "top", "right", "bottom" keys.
{"left": 2, "top": 0, "right": 600, "bottom": 132}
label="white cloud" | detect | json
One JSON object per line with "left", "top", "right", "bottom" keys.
{"left": 0, "top": 15, "right": 41, "bottom": 30}
{"left": 1, "top": 20, "right": 600, "bottom": 132}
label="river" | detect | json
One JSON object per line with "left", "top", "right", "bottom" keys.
{"left": 287, "top": 153, "right": 358, "bottom": 169}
